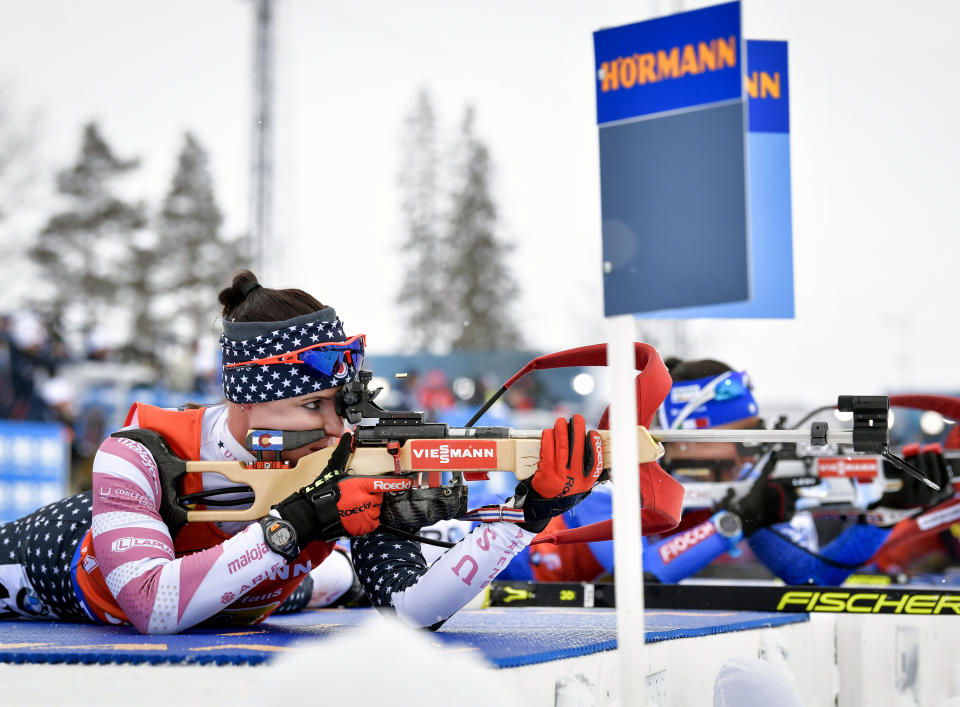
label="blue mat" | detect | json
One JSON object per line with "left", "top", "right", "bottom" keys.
{"left": 0, "top": 608, "right": 807, "bottom": 668}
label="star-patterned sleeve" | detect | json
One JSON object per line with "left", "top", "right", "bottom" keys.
{"left": 90, "top": 434, "right": 291, "bottom": 634}
{"left": 0, "top": 492, "right": 94, "bottom": 621}
{"left": 352, "top": 522, "right": 535, "bottom": 629}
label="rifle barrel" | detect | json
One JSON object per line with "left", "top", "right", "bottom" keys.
{"left": 451, "top": 427, "right": 855, "bottom": 446}
{"left": 652, "top": 429, "right": 854, "bottom": 445}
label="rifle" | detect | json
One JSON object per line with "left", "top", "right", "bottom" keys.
{"left": 675, "top": 396, "right": 954, "bottom": 516}
{"left": 532, "top": 395, "right": 945, "bottom": 547}
{"left": 182, "top": 369, "right": 662, "bottom": 523}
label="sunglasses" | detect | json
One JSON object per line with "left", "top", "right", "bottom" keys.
{"left": 660, "top": 458, "right": 739, "bottom": 482}
{"left": 224, "top": 334, "right": 366, "bottom": 377}
{"left": 712, "top": 374, "right": 749, "bottom": 401}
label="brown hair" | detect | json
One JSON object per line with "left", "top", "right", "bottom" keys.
{"left": 218, "top": 270, "right": 325, "bottom": 322}
{"left": 664, "top": 357, "right": 733, "bottom": 383}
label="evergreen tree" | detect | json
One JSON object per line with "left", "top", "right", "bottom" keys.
{"left": 156, "top": 132, "right": 243, "bottom": 348}
{"left": 446, "top": 107, "right": 522, "bottom": 351}
{"left": 30, "top": 122, "right": 145, "bottom": 340}
{"left": 121, "top": 235, "right": 160, "bottom": 362}
{"left": 396, "top": 89, "right": 447, "bottom": 352}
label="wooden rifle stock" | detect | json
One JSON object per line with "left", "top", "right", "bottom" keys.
{"left": 184, "top": 427, "right": 662, "bottom": 522}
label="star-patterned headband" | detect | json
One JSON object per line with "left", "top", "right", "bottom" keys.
{"left": 219, "top": 308, "right": 364, "bottom": 403}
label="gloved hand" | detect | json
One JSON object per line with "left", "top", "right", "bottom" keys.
{"left": 868, "top": 443, "right": 954, "bottom": 526}
{"left": 721, "top": 472, "right": 802, "bottom": 537}
{"left": 514, "top": 415, "right": 604, "bottom": 533}
{"left": 274, "top": 433, "right": 411, "bottom": 543}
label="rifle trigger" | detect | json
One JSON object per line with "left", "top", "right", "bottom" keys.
{"left": 387, "top": 441, "right": 402, "bottom": 474}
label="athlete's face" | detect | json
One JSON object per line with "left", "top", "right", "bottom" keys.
{"left": 659, "top": 416, "right": 762, "bottom": 482}
{"left": 661, "top": 441, "right": 749, "bottom": 482}
{"left": 244, "top": 387, "right": 346, "bottom": 463}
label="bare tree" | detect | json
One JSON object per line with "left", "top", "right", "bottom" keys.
{"left": 0, "top": 88, "right": 39, "bottom": 224}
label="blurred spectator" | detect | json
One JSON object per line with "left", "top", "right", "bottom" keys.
{"left": 84, "top": 326, "right": 115, "bottom": 362}
{"left": 504, "top": 376, "right": 551, "bottom": 412}
{"left": 418, "top": 369, "right": 455, "bottom": 419}
{"left": 394, "top": 370, "right": 421, "bottom": 411}
{"left": 0, "top": 311, "right": 63, "bottom": 421}
{"left": 166, "top": 339, "right": 196, "bottom": 392}
{"left": 193, "top": 340, "right": 221, "bottom": 398}
{"left": 0, "top": 314, "right": 12, "bottom": 416}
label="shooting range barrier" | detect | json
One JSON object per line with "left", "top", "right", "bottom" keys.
{"left": 0, "top": 420, "right": 70, "bottom": 523}
{"left": 2, "top": 601, "right": 959, "bottom": 704}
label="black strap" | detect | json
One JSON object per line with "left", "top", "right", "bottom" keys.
{"left": 110, "top": 429, "right": 189, "bottom": 536}
{"left": 275, "top": 485, "right": 343, "bottom": 544}
{"left": 512, "top": 480, "right": 590, "bottom": 533}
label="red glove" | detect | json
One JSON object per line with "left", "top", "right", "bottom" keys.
{"left": 532, "top": 415, "right": 604, "bottom": 499}
{"left": 335, "top": 476, "right": 411, "bottom": 536}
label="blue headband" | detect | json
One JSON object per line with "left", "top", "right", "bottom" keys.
{"left": 659, "top": 370, "right": 758, "bottom": 429}
{"left": 219, "top": 308, "right": 362, "bottom": 403}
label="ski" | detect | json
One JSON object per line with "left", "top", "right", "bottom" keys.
{"left": 485, "top": 581, "right": 960, "bottom": 615}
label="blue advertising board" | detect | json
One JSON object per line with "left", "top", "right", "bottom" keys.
{"left": 596, "top": 2, "right": 752, "bottom": 317}
{"left": 642, "top": 39, "right": 794, "bottom": 318}
{"left": 747, "top": 40, "right": 789, "bottom": 133}
{"left": 0, "top": 420, "right": 70, "bottom": 522}
{"left": 594, "top": 1, "right": 742, "bottom": 124}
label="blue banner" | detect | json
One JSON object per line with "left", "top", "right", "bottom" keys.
{"left": 594, "top": 1, "right": 742, "bottom": 124}
{"left": 0, "top": 420, "right": 70, "bottom": 522}
{"left": 747, "top": 40, "right": 789, "bottom": 133}
{"left": 642, "top": 39, "right": 794, "bottom": 319}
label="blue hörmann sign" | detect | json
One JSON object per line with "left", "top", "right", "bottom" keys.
{"left": 596, "top": 2, "right": 751, "bottom": 317}
{"left": 642, "top": 39, "right": 795, "bottom": 319}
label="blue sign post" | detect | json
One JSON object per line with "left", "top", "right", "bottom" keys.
{"left": 594, "top": 8, "right": 796, "bottom": 704}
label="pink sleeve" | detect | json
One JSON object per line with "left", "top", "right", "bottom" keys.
{"left": 91, "top": 434, "right": 288, "bottom": 634}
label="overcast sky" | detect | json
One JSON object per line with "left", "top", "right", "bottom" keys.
{"left": 1, "top": 0, "right": 958, "bottom": 410}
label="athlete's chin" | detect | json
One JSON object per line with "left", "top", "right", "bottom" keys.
{"left": 284, "top": 440, "right": 336, "bottom": 464}
{"left": 283, "top": 447, "right": 312, "bottom": 464}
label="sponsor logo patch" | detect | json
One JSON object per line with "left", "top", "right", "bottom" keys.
{"left": 815, "top": 457, "right": 880, "bottom": 481}
{"left": 409, "top": 441, "right": 497, "bottom": 470}
{"left": 110, "top": 537, "right": 173, "bottom": 555}
{"left": 917, "top": 502, "right": 960, "bottom": 532}
{"left": 371, "top": 478, "right": 412, "bottom": 492}
{"left": 227, "top": 543, "right": 270, "bottom": 574}
{"left": 339, "top": 501, "right": 372, "bottom": 517}
{"left": 659, "top": 521, "right": 716, "bottom": 564}
{"left": 98, "top": 486, "right": 152, "bottom": 506}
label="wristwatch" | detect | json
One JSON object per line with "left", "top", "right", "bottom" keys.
{"left": 259, "top": 517, "right": 300, "bottom": 561}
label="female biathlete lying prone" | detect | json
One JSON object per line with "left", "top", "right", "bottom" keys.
{"left": 0, "top": 271, "right": 604, "bottom": 633}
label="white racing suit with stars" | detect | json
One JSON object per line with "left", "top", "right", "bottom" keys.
{"left": 353, "top": 522, "right": 533, "bottom": 629}
{"left": 0, "top": 403, "right": 533, "bottom": 632}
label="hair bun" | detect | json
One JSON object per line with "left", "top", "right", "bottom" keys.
{"left": 219, "top": 270, "right": 262, "bottom": 317}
